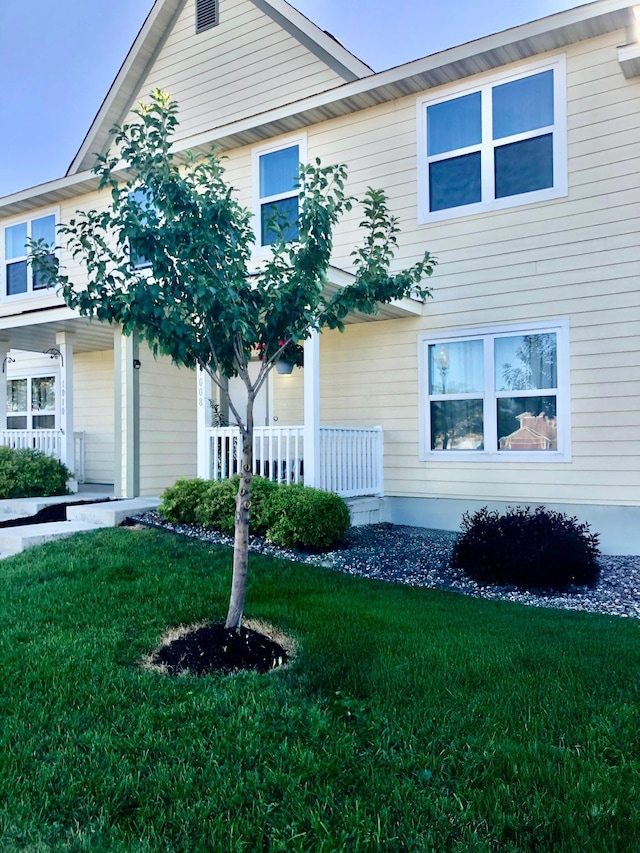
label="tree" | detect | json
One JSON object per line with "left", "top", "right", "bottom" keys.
{"left": 30, "top": 90, "right": 437, "bottom": 630}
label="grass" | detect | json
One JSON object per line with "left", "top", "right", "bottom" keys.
{"left": 1, "top": 526, "right": 639, "bottom": 852}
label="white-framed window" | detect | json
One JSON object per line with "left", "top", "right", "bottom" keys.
{"left": 417, "top": 57, "right": 567, "bottom": 223}
{"left": 252, "top": 136, "right": 307, "bottom": 250}
{"left": 1, "top": 209, "right": 59, "bottom": 299}
{"left": 419, "top": 320, "right": 571, "bottom": 461}
{"left": 6, "top": 373, "right": 57, "bottom": 431}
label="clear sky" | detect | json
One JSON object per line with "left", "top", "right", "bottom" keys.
{"left": 0, "top": 0, "right": 584, "bottom": 198}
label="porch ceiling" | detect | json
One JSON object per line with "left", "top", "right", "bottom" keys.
{"left": 324, "top": 266, "right": 424, "bottom": 324}
{"left": 1, "top": 311, "right": 115, "bottom": 354}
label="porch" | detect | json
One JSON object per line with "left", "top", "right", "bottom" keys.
{"left": 0, "top": 428, "right": 86, "bottom": 483}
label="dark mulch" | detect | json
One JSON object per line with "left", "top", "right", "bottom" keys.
{"left": 151, "top": 623, "right": 289, "bottom": 676}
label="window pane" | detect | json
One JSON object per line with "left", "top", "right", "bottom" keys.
{"left": 261, "top": 197, "right": 299, "bottom": 246}
{"left": 494, "top": 133, "right": 553, "bottom": 198}
{"left": 429, "top": 340, "right": 484, "bottom": 394}
{"left": 32, "top": 253, "right": 56, "bottom": 290}
{"left": 7, "top": 379, "right": 27, "bottom": 413}
{"left": 6, "top": 261, "right": 28, "bottom": 295}
{"left": 32, "top": 377, "right": 55, "bottom": 411}
{"left": 31, "top": 214, "right": 56, "bottom": 247}
{"left": 431, "top": 400, "right": 484, "bottom": 450}
{"left": 495, "top": 333, "right": 557, "bottom": 391}
{"left": 492, "top": 70, "right": 554, "bottom": 139}
{"left": 6, "top": 416, "right": 27, "bottom": 430}
{"left": 259, "top": 146, "right": 299, "bottom": 198}
{"left": 33, "top": 415, "right": 56, "bottom": 429}
{"left": 5, "top": 223, "right": 27, "bottom": 259}
{"left": 427, "top": 92, "right": 481, "bottom": 156}
{"left": 498, "top": 396, "right": 557, "bottom": 451}
{"left": 429, "top": 152, "right": 481, "bottom": 212}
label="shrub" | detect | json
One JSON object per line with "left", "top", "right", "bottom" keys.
{"left": 451, "top": 505, "right": 601, "bottom": 590}
{"left": 265, "top": 484, "right": 351, "bottom": 551}
{"left": 0, "top": 446, "right": 71, "bottom": 499}
{"left": 194, "top": 477, "right": 238, "bottom": 533}
{"left": 158, "top": 478, "right": 214, "bottom": 524}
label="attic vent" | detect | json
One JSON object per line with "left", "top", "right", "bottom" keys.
{"left": 196, "top": 0, "right": 219, "bottom": 33}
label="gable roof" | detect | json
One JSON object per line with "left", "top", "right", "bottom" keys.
{"left": 1, "top": 0, "right": 637, "bottom": 218}
{"left": 67, "top": 0, "right": 373, "bottom": 177}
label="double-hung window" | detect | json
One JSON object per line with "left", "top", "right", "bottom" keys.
{"left": 6, "top": 374, "right": 57, "bottom": 431}
{"left": 2, "top": 211, "right": 58, "bottom": 298}
{"left": 418, "top": 57, "right": 566, "bottom": 222}
{"left": 420, "top": 321, "right": 570, "bottom": 461}
{"left": 253, "top": 137, "right": 306, "bottom": 249}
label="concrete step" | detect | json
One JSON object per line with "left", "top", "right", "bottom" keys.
{"left": 0, "top": 520, "right": 102, "bottom": 555}
{"left": 0, "top": 492, "right": 114, "bottom": 518}
{"left": 67, "top": 497, "right": 160, "bottom": 527}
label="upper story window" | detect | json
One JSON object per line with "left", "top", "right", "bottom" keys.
{"left": 6, "top": 374, "right": 56, "bottom": 430}
{"left": 253, "top": 136, "right": 306, "bottom": 250}
{"left": 2, "top": 211, "right": 58, "bottom": 298}
{"left": 419, "top": 320, "right": 570, "bottom": 461}
{"left": 417, "top": 57, "right": 567, "bottom": 223}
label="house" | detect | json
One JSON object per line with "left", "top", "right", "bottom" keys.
{"left": 0, "top": 0, "right": 639, "bottom": 554}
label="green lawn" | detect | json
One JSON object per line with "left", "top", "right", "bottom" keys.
{"left": 1, "top": 526, "right": 639, "bottom": 852}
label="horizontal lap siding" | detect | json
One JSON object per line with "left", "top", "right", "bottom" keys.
{"left": 297, "top": 31, "right": 640, "bottom": 508}
{"left": 74, "top": 351, "right": 115, "bottom": 484}
{"left": 132, "top": 0, "right": 346, "bottom": 139}
{"left": 138, "top": 345, "right": 197, "bottom": 494}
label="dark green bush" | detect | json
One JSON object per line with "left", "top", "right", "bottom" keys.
{"left": 158, "top": 476, "right": 350, "bottom": 551}
{"left": 158, "top": 478, "right": 215, "bottom": 524}
{"left": 451, "top": 505, "right": 601, "bottom": 590}
{"left": 0, "top": 446, "right": 71, "bottom": 499}
{"left": 265, "top": 484, "right": 351, "bottom": 551}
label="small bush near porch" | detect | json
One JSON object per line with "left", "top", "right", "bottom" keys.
{"left": 1, "top": 527, "right": 639, "bottom": 852}
{"left": 0, "top": 446, "right": 71, "bottom": 498}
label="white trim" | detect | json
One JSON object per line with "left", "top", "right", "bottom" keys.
{"left": 0, "top": 206, "right": 60, "bottom": 302}
{"left": 251, "top": 133, "right": 307, "bottom": 256}
{"left": 418, "top": 319, "right": 571, "bottom": 463}
{"left": 416, "top": 56, "right": 567, "bottom": 224}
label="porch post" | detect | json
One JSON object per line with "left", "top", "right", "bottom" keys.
{"left": 114, "top": 328, "right": 140, "bottom": 498}
{"left": 0, "top": 340, "right": 9, "bottom": 434}
{"left": 303, "top": 331, "right": 320, "bottom": 488}
{"left": 196, "top": 366, "right": 212, "bottom": 479}
{"left": 56, "top": 332, "right": 75, "bottom": 474}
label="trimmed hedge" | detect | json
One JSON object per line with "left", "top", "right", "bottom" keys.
{"left": 0, "top": 446, "right": 71, "bottom": 499}
{"left": 451, "top": 505, "right": 601, "bottom": 590}
{"left": 158, "top": 476, "right": 350, "bottom": 550}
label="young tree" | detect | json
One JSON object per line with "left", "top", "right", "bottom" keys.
{"left": 30, "top": 90, "right": 436, "bottom": 630}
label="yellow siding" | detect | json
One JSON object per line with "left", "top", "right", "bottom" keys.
{"left": 74, "top": 350, "right": 115, "bottom": 483}
{"left": 130, "top": 0, "right": 347, "bottom": 139}
{"left": 138, "top": 344, "right": 197, "bottom": 494}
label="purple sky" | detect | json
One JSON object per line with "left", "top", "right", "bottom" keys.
{"left": 0, "top": 0, "right": 583, "bottom": 198}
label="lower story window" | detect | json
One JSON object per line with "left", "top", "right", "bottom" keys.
{"left": 7, "top": 375, "right": 56, "bottom": 430}
{"left": 421, "top": 321, "right": 570, "bottom": 460}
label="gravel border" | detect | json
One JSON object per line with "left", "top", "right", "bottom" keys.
{"left": 130, "top": 513, "right": 640, "bottom": 620}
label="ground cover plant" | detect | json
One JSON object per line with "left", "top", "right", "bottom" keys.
{"left": 1, "top": 527, "right": 639, "bottom": 852}
{"left": 0, "top": 445, "right": 71, "bottom": 498}
{"left": 452, "top": 505, "right": 601, "bottom": 590}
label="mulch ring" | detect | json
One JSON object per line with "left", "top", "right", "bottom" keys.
{"left": 145, "top": 620, "right": 294, "bottom": 676}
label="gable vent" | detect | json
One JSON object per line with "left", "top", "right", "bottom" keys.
{"left": 196, "top": 0, "right": 219, "bottom": 33}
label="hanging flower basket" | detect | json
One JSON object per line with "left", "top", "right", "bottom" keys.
{"left": 276, "top": 360, "right": 294, "bottom": 375}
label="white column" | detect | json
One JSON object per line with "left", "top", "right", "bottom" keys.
{"left": 0, "top": 340, "right": 10, "bottom": 437}
{"left": 56, "top": 332, "right": 75, "bottom": 473}
{"left": 114, "top": 329, "right": 139, "bottom": 498}
{"left": 196, "top": 366, "right": 213, "bottom": 479}
{"left": 303, "top": 331, "right": 320, "bottom": 488}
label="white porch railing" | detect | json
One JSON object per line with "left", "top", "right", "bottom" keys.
{"left": 0, "top": 430, "right": 86, "bottom": 483}
{"left": 206, "top": 424, "right": 383, "bottom": 497}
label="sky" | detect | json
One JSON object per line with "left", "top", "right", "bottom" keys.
{"left": 0, "top": 0, "right": 585, "bottom": 198}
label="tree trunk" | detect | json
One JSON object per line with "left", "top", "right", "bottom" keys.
{"left": 225, "top": 399, "right": 254, "bottom": 630}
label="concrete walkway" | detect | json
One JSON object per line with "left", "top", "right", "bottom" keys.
{"left": 0, "top": 492, "right": 160, "bottom": 557}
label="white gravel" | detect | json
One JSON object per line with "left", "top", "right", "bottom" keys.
{"left": 131, "top": 514, "right": 640, "bottom": 620}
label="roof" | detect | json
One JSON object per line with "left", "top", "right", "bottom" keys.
{"left": 0, "top": 0, "right": 637, "bottom": 218}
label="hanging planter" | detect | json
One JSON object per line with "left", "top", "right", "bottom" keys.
{"left": 276, "top": 360, "right": 294, "bottom": 375}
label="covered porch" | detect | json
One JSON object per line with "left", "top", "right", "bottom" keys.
{"left": 196, "top": 271, "right": 424, "bottom": 499}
